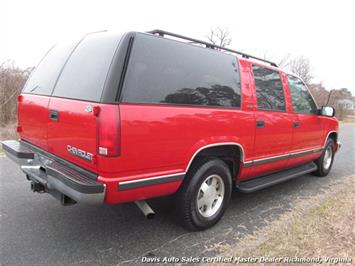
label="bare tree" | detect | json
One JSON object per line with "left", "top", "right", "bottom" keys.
{"left": 206, "top": 27, "right": 232, "bottom": 48}
{"left": 277, "top": 54, "right": 291, "bottom": 69}
{"left": 288, "top": 56, "right": 313, "bottom": 85}
{"left": 249, "top": 52, "right": 354, "bottom": 120}
{"left": 0, "top": 61, "right": 31, "bottom": 127}
{"left": 264, "top": 54, "right": 313, "bottom": 85}
{"left": 328, "top": 88, "right": 353, "bottom": 120}
{"left": 308, "top": 83, "right": 330, "bottom": 106}
{"left": 260, "top": 53, "right": 292, "bottom": 69}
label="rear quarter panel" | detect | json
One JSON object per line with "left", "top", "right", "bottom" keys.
{"left": 99, "top": 104, "right": 255, "bottom": 177}
{"left": 98, "top": 104, "right": 255, "bottom": 204}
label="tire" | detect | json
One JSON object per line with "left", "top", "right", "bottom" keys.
{"left": 175, "top": 158, "right": 232, "bottom": 231}
{"left": 312, "top": 138, "right": 335, "bottom": 177}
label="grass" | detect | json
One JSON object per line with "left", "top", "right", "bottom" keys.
{"left": 0, "top": 122, "right": 17, "bottom": 140}
{"left": 0, "top": 122, "right": 18, "bottom": 153}
{"left": 216, "top": 175, "right": 355, "bottom": 265}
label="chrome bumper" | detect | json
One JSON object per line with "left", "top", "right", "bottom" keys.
{"left": 2, "top": 140, "right": 105, "bottom": 205}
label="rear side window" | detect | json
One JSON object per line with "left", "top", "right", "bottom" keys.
{"left": 52, "top": 32, "right": 121, "bottom": 102}
{"left": 122, "top": 34, "right": 241, "bottom": 108}
{"left": 252, "top": 65, "right": 285, "bottom": 111}
{"left": 22, "top": 41, "right": 78, "bottom": 96}
{"left": 287, "top": 75, "right": 318, "bottom": 114}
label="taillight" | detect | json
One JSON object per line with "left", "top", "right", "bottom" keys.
{"left": 17, "top": 95, "right": 23, "bottom": 133}
{"left": 97, "top": 105, "right": 120, "bottom": 157}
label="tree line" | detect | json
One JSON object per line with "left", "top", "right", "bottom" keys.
{"left": 1, "top": 28, "right": 354, "bottom": 130}
{"left": 0, "top": 61, "right": 32, "bottom": 127}
{"left": 207, "top": 27, "right": 355, "bottom": 120}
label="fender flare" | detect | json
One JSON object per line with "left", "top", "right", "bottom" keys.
{"left": 185, "top": 142, "right": 246, "bottom": 173}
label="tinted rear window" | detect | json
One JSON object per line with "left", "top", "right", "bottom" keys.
{"left": 22, "top": 41, "right": 78, "bottom": 96}
{"left": 122, "top": 34, "right": 241, "bottom": 108}
{"left": 52, "top": 32, "right": 121, "bottom": 102}
{"left": 252, "top": 65, "right": 285, "bottom": 111}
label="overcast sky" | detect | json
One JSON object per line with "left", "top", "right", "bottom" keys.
{"left": 1, "top": 0, "right": 354, "bottom": 94}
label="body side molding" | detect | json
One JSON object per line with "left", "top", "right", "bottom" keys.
{"left": 243, "top": 147, "right": 324, "bottom": 167}
{"left": 118, "top": 172, "right": 185, "bottom": 191}
{"left": 117, "top": 137, "right": 333, "bottom": 191}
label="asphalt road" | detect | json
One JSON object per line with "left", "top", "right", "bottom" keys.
{"left": 1, "top": 124, "right": 354, "bottom": 266}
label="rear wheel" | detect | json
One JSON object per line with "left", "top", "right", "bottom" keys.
{"left": 312, "top": 138, "right": 335, "bottom": 177}
{"left": 175, "top": 159, "right": 232, "bottom": 231}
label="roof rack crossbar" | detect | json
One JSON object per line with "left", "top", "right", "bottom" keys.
{"left": 147, "top": 29, "right": 278, "bottom": 67}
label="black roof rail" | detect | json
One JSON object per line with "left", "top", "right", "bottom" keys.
{"left": 147, "top": 29, "right": 278, "bottom": 67}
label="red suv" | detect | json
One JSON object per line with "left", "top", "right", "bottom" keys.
{"left": 2, "top": 30, "right": 340, "bottom": 230}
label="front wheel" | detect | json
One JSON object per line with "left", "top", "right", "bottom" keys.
{"left": 312, "top": 138, "right": 335, "bottom": 177}
{"left": 175, "top": 159, "right": 232, "bottom": 231}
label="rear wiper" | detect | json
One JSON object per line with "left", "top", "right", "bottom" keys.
{"left": 29, "top": 85, "right": 40, "bottom": 92}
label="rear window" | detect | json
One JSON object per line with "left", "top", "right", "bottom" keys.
{"left": 22, "top": 41, "right": 78, "bottom": 96}
{"left": 52, "top": 32, "right": 121, "bottom": 102}
{"left": 122, "top": 34, "right": 241, "bottom": 108}
{"left": 252, "top": 65, "right": 285, "bottom": 111}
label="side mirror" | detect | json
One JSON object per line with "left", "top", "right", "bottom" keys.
{"left": 320, "top": 106, "right": 335, "bottom": 117}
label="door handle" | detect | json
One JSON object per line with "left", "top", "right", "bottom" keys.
{"left": 293, "top": 121, "right": 299, "bottom": 128}
{"left": 49, "top": 110, "right": 59, "bottom": 121}
{"left": 256, "top": 120, "right": 265, "bottom": 128}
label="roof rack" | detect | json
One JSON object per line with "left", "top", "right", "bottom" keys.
{"left": 147, "top": 29, "right": 278, "bottom": 67}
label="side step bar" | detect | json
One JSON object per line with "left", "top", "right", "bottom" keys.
{"left": 237, "top": 162, "right": 318, "bottom": 193}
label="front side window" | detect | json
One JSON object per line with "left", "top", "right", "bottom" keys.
{"left": 287, "top": 75, "right": 317, "bottom": 114}
{"left": 252, "top": 65, "right": 285, "bottom": 111}
{"left": 122, "top": 34, "right": 241, "bottom": 108}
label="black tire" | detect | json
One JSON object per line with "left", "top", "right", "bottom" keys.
{"left": 175, "top": 158, "right": 232, "bottom": 231}
{"left": 312, "top": 138, "right": 335, "bottom": 177}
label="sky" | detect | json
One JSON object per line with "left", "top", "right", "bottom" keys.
{"left": 1, "top": 0, "right": 355, "bottom": 94}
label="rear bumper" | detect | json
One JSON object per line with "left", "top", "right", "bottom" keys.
{"left": 2, "top": 140, "right": 105, "bottom": 204}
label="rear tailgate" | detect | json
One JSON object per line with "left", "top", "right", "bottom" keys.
{"left": 47, "top": 98, "right": 99, "bottom": 172}
{"left": 47, "top": 32, "right": 122, "bottom": 173}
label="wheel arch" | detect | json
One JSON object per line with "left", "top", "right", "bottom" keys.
{"left": 185, "top": 143, "right": 245, "bottom": 179}
{"left": 324, "top": 131, "right": 338, "bottom": 147}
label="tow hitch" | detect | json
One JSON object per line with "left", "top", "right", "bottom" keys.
{"left": 30, "top": 181, "right": 45, "bottom": 193}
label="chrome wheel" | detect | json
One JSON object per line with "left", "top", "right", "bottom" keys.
{"left": 196, "top": 174, "right": 225, "bottom": 218}
{"left": 323, "top": 146, "right": 333, "bottom": 170}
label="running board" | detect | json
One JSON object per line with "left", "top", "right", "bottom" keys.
{"left": 237, "top": 162, "right": 318, "bottom": 193}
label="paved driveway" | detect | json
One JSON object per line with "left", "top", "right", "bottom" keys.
{"left": 0, "top": 124, "right": 354, "bottom": 265}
